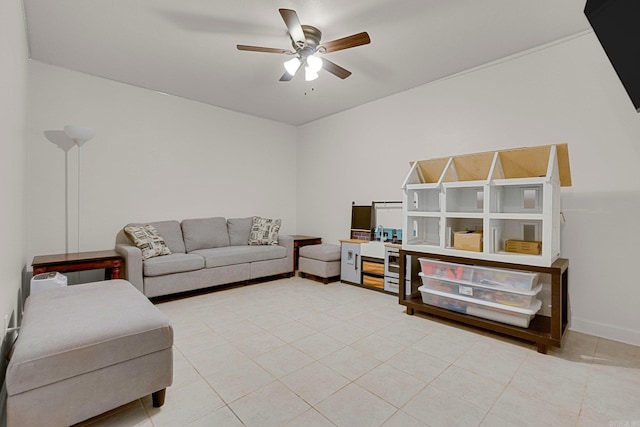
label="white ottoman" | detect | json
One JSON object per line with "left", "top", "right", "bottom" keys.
{"left": 298, "top": 244, "right": 341, "bottom": 284}
{"left": 6, "top": 280, "right": 173, "bottom": 427}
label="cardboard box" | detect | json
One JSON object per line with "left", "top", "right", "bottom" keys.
{"left": 505, "top": 239, "right": 542, "bottom": 255}
{"left": 454, "top": 231, "right": 483, "bottom": 252}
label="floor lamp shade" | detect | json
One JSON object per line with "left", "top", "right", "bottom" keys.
{"left": 44, "top": 130, "right": 75, "bottom": 152}
{"left": 64, "top": 125, "right": 95, "bottom": 147}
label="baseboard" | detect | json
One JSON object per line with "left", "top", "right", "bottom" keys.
{"left": 570, "top": 316, "right": 640, "bottom": 347}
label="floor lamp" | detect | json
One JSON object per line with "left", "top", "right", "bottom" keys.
{"left": 44, "top": 126, "right": 96, "bottom": 253}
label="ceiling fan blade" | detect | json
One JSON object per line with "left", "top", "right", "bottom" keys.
{"left": 279, "top": 71, "right": 295, "bottom": 82}
{"left": 279, "top": 61, "right": 303, "bottom": 82}
{"left": 279, "top": 9, "right": 306, "bottom": 46}
{"left": 237, "top": 45, "right": 289, "bottom": 54}
{"left": 322, "top": 58, "right": 352, "bottom": 79}
{"left": 320, "top": 32, "right": 371, "bottom": 53}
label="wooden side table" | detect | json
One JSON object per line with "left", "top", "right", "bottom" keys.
{"left": 32, "top": 250, "right": 124, "bottom": 280}
{"left": 290, "top": 235, "right": 322, "bottom": 272}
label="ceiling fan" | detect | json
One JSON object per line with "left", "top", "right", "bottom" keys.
{"left": 237, "top": 8, "right": 371, "bottom": 82}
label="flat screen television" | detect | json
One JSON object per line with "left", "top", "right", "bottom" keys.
{"left": 585, "top": 0, "right": 640, "bottom": 112}
{"left": 351, "top": 205, "right": 372, "bottom": 231}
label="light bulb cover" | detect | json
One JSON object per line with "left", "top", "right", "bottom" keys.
{"left": 305, "top": 66, "right": 319, "bottom": 81}
{"left": 307, "top": 55, "right": 323, "bottom": 73}
{"left": 64, "top": 125, "right": 95, "bottom": 147}
{"left": 284, "top": 57, "right": 301, "bottom": 76}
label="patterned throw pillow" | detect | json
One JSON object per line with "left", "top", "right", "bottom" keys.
{"left": 248, "top": 217, "right": 281, "bottom": 245}
{"left": 124, "top": 225, "right": 172, "bottom": 260}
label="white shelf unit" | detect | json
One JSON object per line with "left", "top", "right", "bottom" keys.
{"left": 401, "top": 144, "right": 571, "bottom": 267}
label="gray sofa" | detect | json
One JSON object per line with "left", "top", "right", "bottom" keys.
{"left": 116, "top": 217, "right": 293, "bottom": 298}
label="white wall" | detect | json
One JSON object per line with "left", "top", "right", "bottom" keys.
{"left": 0, "top": 0, "right": 28, "bottom": 329}
{"left": 27, "top": 61, "right": 297, "bottom": 264}
{"left": 297, "top": 33, "right": 640, "bottom": 346}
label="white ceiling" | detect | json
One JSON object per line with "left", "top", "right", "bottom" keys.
{"left": 23, "top": 0, "right": 592, "bottom": 125}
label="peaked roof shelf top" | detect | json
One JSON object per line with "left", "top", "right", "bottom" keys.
{"left": 407, "top": 143, "right": 572, "bottom": 187}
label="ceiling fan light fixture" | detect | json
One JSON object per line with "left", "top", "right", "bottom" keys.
{"left": 305, "top": 66, "right": 319, "bottom": 81}
{"left": 284, "top": 57, "right": 301, "bottom": 75}
{"left": 306, "top": 54, "right": 323, "bottom": 73}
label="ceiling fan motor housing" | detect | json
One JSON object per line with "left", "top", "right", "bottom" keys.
{"left": 293, "top": 25, "right": 322, "bottom": 51}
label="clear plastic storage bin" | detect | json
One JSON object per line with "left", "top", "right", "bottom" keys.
{"left": 419, "top": 273, "right": 542, "bottom": 308}
{"left": 419, "top": 258, "right": 539, "bottom": 291}
{"left": 419, "top": 286, "right": 542, "bottom": 328}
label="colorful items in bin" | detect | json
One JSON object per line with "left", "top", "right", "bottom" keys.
{"left": 419, "top": 258, "right": 539, "bottom": 291}
{"left": 473, "top": 268, "right": 538, "bottom": 291}
{"left": 419, "top": 273, "right": 542, "bottom": 308}
{"left": 419, "top": 286, "right": 542, "bottom": 328}
{"left": 419, "top": 259, "right": 470, "bottom": 280}
{"left": 423, "top": 293, "right": 468, "bottom": 314}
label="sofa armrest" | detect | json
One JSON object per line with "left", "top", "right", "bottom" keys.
{"left": 277, "top": 235, "right": 294, "bottom": 272}
{"left": 115, "top": 244, "right": 144, "bottom": 293}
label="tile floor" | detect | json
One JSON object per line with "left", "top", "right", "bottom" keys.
{"left": 78, "top": 277, "right": 640, "bottom": 427}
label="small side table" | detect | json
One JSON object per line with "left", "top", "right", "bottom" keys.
{"left": 290, "top": 235, "right": 322, "bottom": 272}
{"left": 32, "top": 250, "right": 124, "bottom": 280}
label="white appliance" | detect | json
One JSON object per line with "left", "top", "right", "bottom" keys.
{"left": 30, "top": 272, "right": 68, "bottom": 293}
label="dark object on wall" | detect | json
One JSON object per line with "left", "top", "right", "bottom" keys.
{"left": 584, "top": 0, "right": 640, "bottom": 112}
{"left": 351, "top": 205, "right": 373, "bottom": 231}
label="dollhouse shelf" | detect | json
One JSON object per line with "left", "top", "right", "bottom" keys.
{"left": 401, "top": 144, "right": 571, "bottom": 267}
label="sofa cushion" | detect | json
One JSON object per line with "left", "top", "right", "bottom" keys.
{"left": 126, "top": 220, "right": 186, "bottom": 254}
{"left": 143, "top": 253, "right": 205, "bottom": 277}
{"left": 124, "top": 225, "right": 172, "bottom": 260}
{"left": 227, "top": 217, "right": 253, "bottom": 246}
{"left": 248, "top": 217, "right": 281, "bottom": 246}
{"left": 191, "top": 245, "right": 286, "bottom": 268}
{"left": 181, "top": 217, "right": 230, "bottom": 252}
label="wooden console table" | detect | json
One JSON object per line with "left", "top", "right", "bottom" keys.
{"left": 290, "top": 235, "right": 322, "bottom": 272}
{"left": 399, "top": 250, "right": 569, "bottom": 354}
{"left": 32, "top": 250, "right": 123, "bottom": 280}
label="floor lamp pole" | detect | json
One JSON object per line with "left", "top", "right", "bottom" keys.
{"left": 65, "top": 151, "right": 69, "bottom": 254}
{"left": 77, "top": 146, "right": 81, "bottom": 253}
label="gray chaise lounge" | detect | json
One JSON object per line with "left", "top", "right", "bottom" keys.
{"left": 6, "top": 280, "right": 173, "bottom": 426}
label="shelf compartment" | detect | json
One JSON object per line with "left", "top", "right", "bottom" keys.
{"left": 490, "top": 184, "right": 544, "bottom": 214}
{"left": 406, "top": 216, "right": 440, "bottom": 246}
{"left": 444, "top": 186, "right": 485, "bottom": 213}
{"left": 487, "top": 218, "right": 543, "bottom": 254}
{"left": 406, "top": 187, "right": 441, "bottom": 212}
{"left": 443, "top": 217, "right": 483, "bottom": 249}
{"left": 419, "top": 287, "right": 542, "bottom": 328}
{"left": 419, "top": 272, "right": 542, "bottom": 308}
